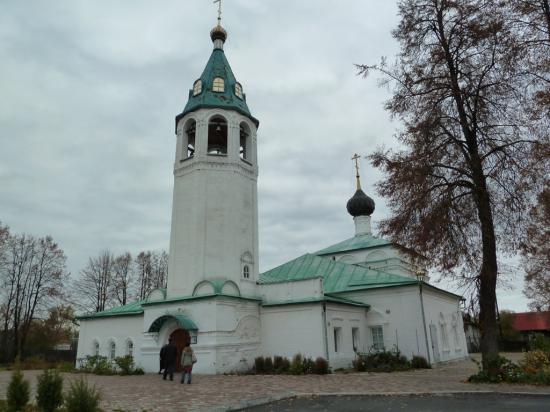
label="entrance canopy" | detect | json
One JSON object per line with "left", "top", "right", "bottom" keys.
{"left": 147, "top": 314, "right": 198, "bottom": 333}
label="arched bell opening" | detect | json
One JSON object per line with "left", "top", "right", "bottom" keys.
{"left": 185, "top": 119, "right": 196, "bottom": 158}
{"left": 239, "top": 122, "right": 252, "bottom": 163}
{"left": 208, "top": 116, "right": 228, "bottom": 155}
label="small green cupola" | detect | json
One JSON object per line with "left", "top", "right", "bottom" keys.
{"left": 176, "top": 22, "right": 259, "bottom": 128}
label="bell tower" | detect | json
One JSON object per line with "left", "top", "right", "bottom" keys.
{"left": 166, "top": 16, "right": 260, "bottom": 299}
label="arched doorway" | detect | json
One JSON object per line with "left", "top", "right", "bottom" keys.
{"left": 170, "top": 329, "right": 190, "bottom": 372}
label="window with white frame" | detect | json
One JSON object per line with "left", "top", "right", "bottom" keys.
{"left": 352, "top": 327, "right": 360, "bottom": 352}
{"left": 333, "top": 327, "right": 341, "bottom": 353}
{"left": 126, "top": 339, "right": 133, "bottom": 357}
{"left": 235, "top": 82, "right": 243, "bottom": 98}
{"left": 243, "top": 265, "right": 250, "bottom": 279}
{"left": 370, "top": 326, "right": 384, "bottom": 351}
{"left": 193, "top": 79, "right": 202, "bottom": 96}
{"left": 213, "top": 77, "right": 224, "bottom": 92}
{"left": 109, "top": 341, "right": 116, "bottom": 360}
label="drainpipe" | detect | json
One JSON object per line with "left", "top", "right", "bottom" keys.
{"left": 418, "top": 280, "right": 431, "bottom": 364}
{"left": 322, "top": 302, "right": 329, "bottom": 362}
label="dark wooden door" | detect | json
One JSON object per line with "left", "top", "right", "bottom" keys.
{"left": 170, "top": 329, "right": 190, "bottom": 372}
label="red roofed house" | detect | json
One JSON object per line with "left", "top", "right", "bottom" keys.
{"left": 511, "top": 311, "right": 550, "bottom": 338}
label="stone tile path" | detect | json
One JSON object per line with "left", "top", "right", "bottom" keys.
{"left": 1, "top": 355, "right": 549, "bottom": 411}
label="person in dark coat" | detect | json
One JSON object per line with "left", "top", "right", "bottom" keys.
{"left": 159, "top": 344, "right": 167, "bottom": 374}
{"left": 162, "top": 338, "right": 178, "bottom": 381}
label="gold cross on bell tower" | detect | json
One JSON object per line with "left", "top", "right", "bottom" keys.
{"left": 213, "top": 0, "right": 223, "bottom": 25}
{"left": 351, "top": 153, "right": 362, "bottom": 190}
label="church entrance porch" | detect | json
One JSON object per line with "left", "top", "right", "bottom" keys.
{"left": 170, "top": 329, "right": 190, "bottom": 372}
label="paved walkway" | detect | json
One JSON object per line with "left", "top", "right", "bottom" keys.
{"left": 1, "top": 355, "right": 549, "bottom": 411}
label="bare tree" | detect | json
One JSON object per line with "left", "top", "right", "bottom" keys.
{"left": 0, "top": 231, "right": 67, "bottom": 362}
{"left": 73, "top": 250, "right": 114, "bottom": 313}
{"left": 357, "top": 0, "right": 547, "bottom": 371}
{"left": 133, "top": 250, "right": 168, "bottom": 300}
{"left": 135, "top": 251, "right": 152, "bottom": 300}
{"left": 521, "top": 189, "right": 550, "bottom": 310}
{"left": 112, "top": 252, "right": 132, "bottom": 306}
{"left": 150, "top": 250, "right": 168, "bottom": 290}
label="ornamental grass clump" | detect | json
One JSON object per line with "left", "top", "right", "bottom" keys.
{"left": 36, "top": 369, "right": 63, "bottom": 412}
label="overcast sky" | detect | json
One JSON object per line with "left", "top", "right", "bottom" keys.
{"left": 0, "top": 0, "right": 528, "bottom": 311}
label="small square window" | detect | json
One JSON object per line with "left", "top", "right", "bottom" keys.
{"left": 213, "top": 77, "right": 225, "bottom": 92}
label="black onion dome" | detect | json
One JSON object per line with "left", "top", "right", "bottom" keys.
{"left": 210, "top": 24, "right": 227, "bottom": 43}
{"left": 346, "top": 189, "right": 375, "bottom": 217}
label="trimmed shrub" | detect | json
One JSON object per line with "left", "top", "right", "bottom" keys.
{"left": 263, "top": 357, "right": 274, "bottom": 374}
{"left": 114, "top": 355, "right": 136, "bottom": 375}
{"left": 313, "top": 357, "right": 329, "bottom": 374}
{"left": 64, "top": 377, "right": 101, "bottom": 412}
{"left": 353, "top": 349, "right": 411, "bottom": 372}
{"left": 302, "top": 357, "right": 314, "bottom": 374}
{"left": 36, "top": 369, "right": 63, "bottom": 412}
{"left": 254, "top": 356, "right": 265, "bottom": 374}
{"left": 273, "top": 356, "right": 284, "bottom": 372}
{"left": 7, "top": 369, "right": 30, "bottom": 412}
{"left": 78, "top": 355, "right": 115, "bottom": 375}
{"left": 521, "top": 350, "right": 550, "bottom": 371}
{"left": 529, "top": 334, "right": 550, "bottom": 353}
{"left": 411, "top": 355, "right": 431, "bottom": 369}
{"left": 289, "top": 354, "right": 304, "bottom": 375}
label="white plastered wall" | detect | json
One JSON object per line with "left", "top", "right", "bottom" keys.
{"left": 76, "top": 316, "right": 144, "bottom": 368}
{"left": 141, "top": 297, "right": 261, "bottom": 374}
{"left": 260, "top": 304, "right": 325, "bottom": 360}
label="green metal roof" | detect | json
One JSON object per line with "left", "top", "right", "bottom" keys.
{"left": 314, "top": 233, "right": 392, "bottom": 256}
{"left": 176, "top": 48, "right": 259, "bottom": 127}
{"left": 262, "top": 294, "right": 369, "bottom": 308}
{"left": 147, "top": 314, "right": 198, "bottom": 333}
{"left": 76, "top": 300, "right": 145, "bottom": 320}
{"left": 258, "top": 253, "right": 417, "bottom": 294}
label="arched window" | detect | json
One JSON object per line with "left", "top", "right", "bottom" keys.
{"left": 208, "top": 116, "right": 227, "bottom": 155}
{"left": 109, "top": 341, "right": 116, "bottom": 360}
{"left": 241, "top": 251, "right": 254, "bottom": 280}
{"left": 239, "top": 122, "right": 251, "bottom": 162}
{"left": 185, "top": 120, "right": 196, "bottom": 158}
{"left": 193, "top": 79, "right": 202, "bottom": 96}
{"left": 235, "top": 82, "right": 243, "bottom": 99}
{"left": 213, "top": 77, "right": 224, "bottom": 92}
{"left": 93, "top": 341, "right": 99, "bottom": 357}
{"left": 126, "top": 339, "right": 134, "bottom": 357}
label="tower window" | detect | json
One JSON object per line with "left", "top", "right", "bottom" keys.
{"left": 193, "top": 80, "right": 202, "bottom": 96}
{"left": 213, "top": 77, "right": 225, "bottom": 92}
{"left": 243, "top": 265, "right": 250, "bottom": 279}
{"left": 186, "top": 120, "right": 196, "bottom": 158}
{"left": 239, "top": 122, "right": 251, "bottom": 162}
{"left": 208, "top": 116, "right": 227, "bottom": 155}
{"left": 235, "top": 83, "right": 243, "bottom": 99}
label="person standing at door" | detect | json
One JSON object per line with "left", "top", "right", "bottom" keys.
{"left": 162, "top": 338, "right": 178, "bottom": 381}
{"left": 159, "top": 343, "right": 167, "bottom": 375}
{"left": 180, "top": 344, "right": 197, "bottom": 384}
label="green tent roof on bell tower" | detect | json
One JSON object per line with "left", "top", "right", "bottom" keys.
{"left": 175, "top": 24, "right": 259, "bottom": 128}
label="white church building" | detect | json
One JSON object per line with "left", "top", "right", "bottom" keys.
{"left": 76, "top": 18, "right": 468, "bottom": 373}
